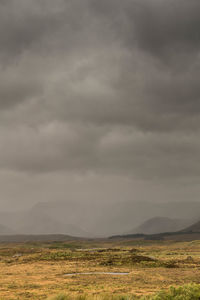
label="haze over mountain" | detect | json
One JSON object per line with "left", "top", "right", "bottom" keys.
{"left": 0, "top": 209, "right": 88, "bottom": 237}
{"left": 0, "top": 200, "right": 199, "bottom": 237}
{"left": 181, "top": 220, "right": 200, "bottom": 233}
{"left": 127, "top": 217, "right": 193, "bottom": 235}
{"left": 0, "top": 0, "right": 200, "bottom": 230}
{"left": 0, "top": 224, "right": 15, "bottom": 235}
{"left": 43, "top": 200, "right": 200, "bottom": 236}
{"left": 25, "top": 200, "right": 200, "bottom": 236}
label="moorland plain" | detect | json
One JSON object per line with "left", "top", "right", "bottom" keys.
{"left": 0, "top": 239, "right": 200, "bottom": 299}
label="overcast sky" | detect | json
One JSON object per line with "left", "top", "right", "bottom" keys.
{"left": 0, "top": 0, "right": 200, "bottom": 211}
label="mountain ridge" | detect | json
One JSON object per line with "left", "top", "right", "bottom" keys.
{"left": 127, "top": 217, "right": 193, "bottom": 235}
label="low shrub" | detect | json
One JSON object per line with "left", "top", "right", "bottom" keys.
{"left": 143, "top": 283, "right": 200, "bottom": 300}
{"left": 49, "top": 284, "right": 200, "bottom": 300}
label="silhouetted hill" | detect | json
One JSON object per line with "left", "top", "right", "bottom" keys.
{"left": 127, "top": 217, "right": 192, "bottom": 234}
{"left": 181, "top": 220, "right": 200, "bottom": 233}
{"left": 110, "top": 218, "right": 200, "bottom": 242}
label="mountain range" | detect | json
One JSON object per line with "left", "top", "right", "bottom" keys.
{"left": 0, "top": 200, "right": 200, "bottom": 237}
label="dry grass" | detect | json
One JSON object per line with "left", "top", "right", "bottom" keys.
{"left": 0, "top": 240, "right": 200, "bottom": 299}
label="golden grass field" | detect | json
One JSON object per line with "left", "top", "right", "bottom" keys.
{"left": 0, "top": 239, "right": 200, "bottom": 299}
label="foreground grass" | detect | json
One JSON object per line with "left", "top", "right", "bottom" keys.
{"left": 49, "top": 284, "right": 200, "bottom": 300}
{"left": 0, "top": 240, "right": 200, "bottom": 299}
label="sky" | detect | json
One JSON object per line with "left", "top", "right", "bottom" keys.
{"left": 0, "top": 0, "right": 200, "bottom": 212}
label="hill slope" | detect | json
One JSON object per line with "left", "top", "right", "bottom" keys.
{"left": 128, "top": 217, "right": 192, "bottom": 235}
{"left": 181, "top": 220, "right": 200, "bottom": 233}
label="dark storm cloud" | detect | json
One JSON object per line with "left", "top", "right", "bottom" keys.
{"left": 0, "top": 0, "right": 200, "bottom": 182}
{"left": 127, "top": 0, "right": 200, "bottom": 61}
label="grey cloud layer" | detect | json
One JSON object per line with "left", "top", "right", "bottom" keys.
{"left": 0, "top": 0, "right": 200, "bottom": 180}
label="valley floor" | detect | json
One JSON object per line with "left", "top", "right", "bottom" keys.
{"left": 0, "top": 239, "right": 200, "bottom": 299}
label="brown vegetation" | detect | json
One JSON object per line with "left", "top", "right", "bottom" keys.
{"left": 0, "top": 239, "right": 200, "bottom": 299}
